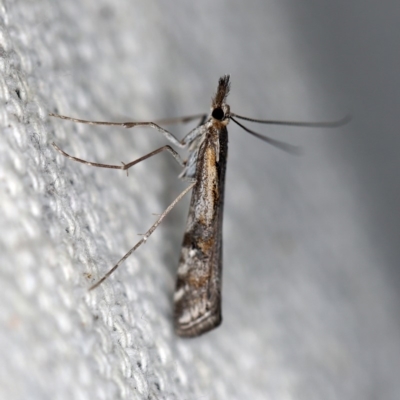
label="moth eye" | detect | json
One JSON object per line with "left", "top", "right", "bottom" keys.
{"left": 212, "top": 107, "right": 225, "bottom": 121}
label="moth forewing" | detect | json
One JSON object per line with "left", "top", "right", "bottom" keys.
{"left": 174, "top": 120, "right": 228, "bottom": 337}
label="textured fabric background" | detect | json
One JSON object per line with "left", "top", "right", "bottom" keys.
{"left": 1, "top": 1, "right": 400, "bottom": 399}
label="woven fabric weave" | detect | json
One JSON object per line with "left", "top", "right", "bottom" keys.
{"left": 2, "top": 1, "right": 400, "bottom": 400}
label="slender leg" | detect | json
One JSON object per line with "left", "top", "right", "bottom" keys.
{"left": 52, "top": 143, "right": 185, "bottom": 171}
{"left": 89, "top": 181, "right": 196, "bottom": 290}
{"left": 50, "top": 113, "right": 208, "bottom": 148}
{"left": 195, "top": 114, "right": 208, "bottom": 128}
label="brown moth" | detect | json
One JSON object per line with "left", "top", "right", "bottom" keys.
{"left": 173, "top": 77, "right": 229, "bottom": 337}
{"left": 51, "top": 75, "right": 349, "bottom": 337}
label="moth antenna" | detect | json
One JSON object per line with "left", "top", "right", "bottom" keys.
{"left": 230, "top": 113, "right": 352, "bottom": 128}
{"left": 230, "top": 116, "right": 301, "bottom": 155}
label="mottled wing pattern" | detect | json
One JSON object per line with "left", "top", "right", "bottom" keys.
{"left": 174, "top": 124, "right": 228, "bottom": 337}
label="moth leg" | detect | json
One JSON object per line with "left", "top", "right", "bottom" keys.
{"left": 152, "top": 114, "right": 207, "bottom": 126}
{"left": 194, "top": 113, "right": 208, "bottom": 128}
{"left": 122, "top": 145, "right": 184, "bottom": 170}
{"left": 52, "top": 143, "right": 185, "bottom": 172}
{"left": 50, "top": 113, "right": 207, "bottom": 148}
{"left": 89, "top": 181, "right": 196, "bottom": 290}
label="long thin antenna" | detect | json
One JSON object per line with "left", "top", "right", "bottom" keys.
{"left": 230, "top": 113, "right": 351, "bottom": 128}
{"left": 230, "top": 116, "right": 300, "bottom": 154}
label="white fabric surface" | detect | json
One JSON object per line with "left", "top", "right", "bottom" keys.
{"left": 1, "top": 1, "right": 400, "bottom": 399}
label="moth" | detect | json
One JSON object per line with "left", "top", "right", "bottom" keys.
{"left": 51, "top": 75, "right": 349, "bottom": 337}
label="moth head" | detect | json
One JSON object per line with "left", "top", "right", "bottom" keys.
{"left": 211, "top": 104, "right": 230, "bottom": 125}
{"left": 210, "top": 75, "right": 231, "bottom": 125}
